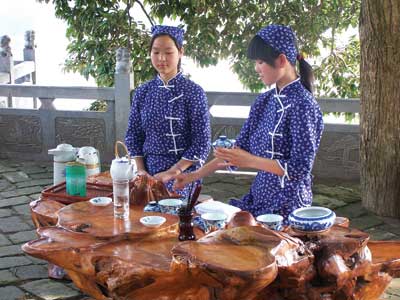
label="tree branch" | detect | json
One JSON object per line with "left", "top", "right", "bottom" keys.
{"left": 135, "top": 0, "right": 154, "bottom": 27}
{"left": 126, "top": 0, "right": 132, "bottom": 49}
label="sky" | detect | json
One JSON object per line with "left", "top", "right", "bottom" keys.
{"left": 1, "top": 0, "right": 250, "bottom": 110}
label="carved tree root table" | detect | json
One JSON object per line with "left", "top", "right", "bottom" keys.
{"left": 23, "top": 199, "right": 400, "bottom": 300}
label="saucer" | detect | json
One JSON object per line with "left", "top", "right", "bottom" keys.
{"left": 140, "top": 216, "right": 166, "bottom": 228}
{"left": 89, "top": 197, "right": 112, "bottom": 206}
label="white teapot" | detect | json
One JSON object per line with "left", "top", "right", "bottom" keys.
{"left": 110, "top": 141, "right": 136, "bottom": 181}
{"left": 77, "top": 146, "right": 101, "bottom": 177}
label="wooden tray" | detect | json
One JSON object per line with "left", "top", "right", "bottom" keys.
{"left": 41, "top": 181, "right": 113, "bottom": 204}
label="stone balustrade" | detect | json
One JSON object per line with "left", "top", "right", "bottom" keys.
{"left": 0, "top": 45, "right": 360, "bottom": 180}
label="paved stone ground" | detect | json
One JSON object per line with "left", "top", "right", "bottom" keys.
{"left": 0, "top": 159, "right": 399, "bottom": 300}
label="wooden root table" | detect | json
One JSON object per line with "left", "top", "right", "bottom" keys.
{"left": 23, "top": 199, "right": 400, "bottom": 300}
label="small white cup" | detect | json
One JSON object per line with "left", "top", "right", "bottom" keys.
{"left": 256, "top": 214, "right": 283, "bottom": 231}
{"left": 201, "top": 212, "right": 228, "bottom": 232}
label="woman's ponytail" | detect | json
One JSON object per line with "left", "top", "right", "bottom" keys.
{"left": 297, "top": 54, "right": 314, "bottom": 94}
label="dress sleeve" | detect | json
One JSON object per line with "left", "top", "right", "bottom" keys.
{"left": 125, "top": 87, "right": 146, "bottom": 157}
{"left": 277, "top": 101, "right": 323, "bottom": 185}
{"left": 181, "top": 87, "right": 211, "bottom": 165}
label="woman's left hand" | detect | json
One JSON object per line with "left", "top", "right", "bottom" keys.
{"left": 214, "top": 147, "right": 254, "bottom": 168}
{"left": 154, "top": 169, "right": 179, "bottom": 183}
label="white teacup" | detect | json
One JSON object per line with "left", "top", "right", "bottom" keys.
{"left": 201, "top": 212, "right": 228, "bottom": 232}
{"left": 256, "top": 214, "right": 283, "bottom": 231}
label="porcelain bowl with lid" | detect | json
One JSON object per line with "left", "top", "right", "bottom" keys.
{"left": 288, "top": 206, "right": 336, "bottom": 233}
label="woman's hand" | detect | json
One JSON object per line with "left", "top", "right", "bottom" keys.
{"left": 137, "top": 169, "right": 151, "bottom": 177}
{"left": 214, "top": 147, "right": 254, "bottom": 168}
{"left": 173, "top": 172, "right": 197, "bottom": 190}
{"left": 154, "top": 169, "right": 179, "bottom": 183}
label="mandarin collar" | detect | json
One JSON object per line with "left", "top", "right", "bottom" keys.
{"left": 156, "top": 71, "right": 184, "bottom": 87}
{"left": 275, "top": 77, "right": 301, "bottom": 95}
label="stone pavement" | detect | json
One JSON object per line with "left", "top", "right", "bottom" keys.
{"left": 0, "top": 159, "right": 399, "bottom": 300}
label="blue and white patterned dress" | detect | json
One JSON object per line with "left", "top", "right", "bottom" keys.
{"left": 229, "top": 78, "right": 324, "bottom": 223}
{"left": 125, "top": 72, "right": 211, "bottom": 197}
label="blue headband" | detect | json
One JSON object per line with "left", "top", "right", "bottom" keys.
{"left": 151, "top": 25, "right": 185, "bottom": 48}
{"left": 256, "top": 25, "right": 298, "bottom": 64}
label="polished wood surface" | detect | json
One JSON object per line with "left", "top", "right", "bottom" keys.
{"left": 23, "top": 198, "right": 400, "bottom": 300}
{"left": 57, "top": 201, "right": 178, "bottom": 238}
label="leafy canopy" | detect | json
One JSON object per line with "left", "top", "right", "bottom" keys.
{"left": 38, "top": 0, "right": 360, "bottom": 98}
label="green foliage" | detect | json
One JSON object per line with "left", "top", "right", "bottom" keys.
{"left": 87, "top": 100, "right": 108, "bottom": 112}
{"left": 314, "top": 35, "right": 360, "bottom": 98}
{"left": 37, "top": 0, "right": 361, "bottom": 98}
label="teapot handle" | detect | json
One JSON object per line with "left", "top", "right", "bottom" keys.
{"left": 115, "top": 141, "right": 131, "bottom": 163}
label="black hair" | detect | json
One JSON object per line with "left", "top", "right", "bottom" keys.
{"left": 247, "top": 35, "right": 314, "bottom": 94}
{"left": 149, "top": 33, "right": 182, "bottom": 71}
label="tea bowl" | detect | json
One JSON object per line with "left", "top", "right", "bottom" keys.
{"left": 140, "top": 216, "right": 166, "bottom": 228}
{"left": 201, "top": 212, "right": 228, "bottom": 232}
{"left": 158, "top": 199, "right": 183, "bottom": 215}
{"left": 256, "top": 214, "right": 283, "bottom": 231}
{"left": 288, "top": 206, "right": 336, "bottom": 233}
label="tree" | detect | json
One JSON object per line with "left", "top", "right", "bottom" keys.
{"left": 359, "top": 0, "right": 400, "bottom": 217}
{"left": 38, "top": 0, "right": 360, "bottom": 98}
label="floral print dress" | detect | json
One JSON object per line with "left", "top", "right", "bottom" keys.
{"left": 125, "top": 72, "right": 211, "bottom": 197}
{"left": 229, "top": 78, "right": 324, "bottom": 223}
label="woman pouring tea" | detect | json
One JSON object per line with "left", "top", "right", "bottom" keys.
{"left": 174, "top": 24, "right": 324, "bottom": 222}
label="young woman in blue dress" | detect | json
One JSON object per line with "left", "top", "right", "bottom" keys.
{"left": 125, "top": 25, "right": 211, "bottom": 197}
{"left": 174, "top": 24, "right": 324, "bottom": 222}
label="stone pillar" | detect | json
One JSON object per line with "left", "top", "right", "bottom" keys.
{"left": 23, "top": 30, "right": 37, "bottom": 108}
{"left": 0, "top": 35, "right": 14, "bottom": 107}
{"left": 114, "top": 47, "right": 133, "bottom": 143}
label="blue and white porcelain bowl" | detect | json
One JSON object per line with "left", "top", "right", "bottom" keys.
{"left": 201, "top": 212, "right": 228, "bottom": 232}
{"left": 158, "top": 199, "right": 183, "bottom": 215}
{"left": 256, "top": 214, "right": 283, "bottom": 231}
{"left": 212, "top": 135, "right": 235, "bottom": 149}
{"left": 289, "top": 206, "right": 336, "bottom": 233}
{"left": 143, "top": 201, "right": 161, "bottom": 213}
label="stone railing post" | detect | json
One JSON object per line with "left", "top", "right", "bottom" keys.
{"left": 114, "top": 47, "right": 133, "bottom": 143}
{"left": 0, "top": 35, "right": 14, "bottom": 107}
{"left": 24, "top": 30, "right": 37, "bottom": 108}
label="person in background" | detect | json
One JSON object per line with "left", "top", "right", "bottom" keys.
{"left": 174, "top": 24, "right": 324, "bottom": 223}
{"left": 125, "top": 25, "right": 211, "bottom": 197}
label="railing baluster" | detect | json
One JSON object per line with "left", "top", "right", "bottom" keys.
{"left": 38, "top": 97, "right": 56, "bottom": 110}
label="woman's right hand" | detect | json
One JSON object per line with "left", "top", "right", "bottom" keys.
{"left": 173, "top": 172, "right": 196, "bottom": 190}
{"left": 137, "top": 169, "right": 151, "bottom": 177}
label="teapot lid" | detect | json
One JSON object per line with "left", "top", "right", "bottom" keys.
{"left": 48, "top": 143, "right": 76, "bottom": 155}
{"left": 112, "top": 156, "right": 129, "bottom": 163}
{"left": 78, "top": 146, "right": 97, "bottom": 156}
{"left": 56, "top": 143, "right": 74, "bottom": 151}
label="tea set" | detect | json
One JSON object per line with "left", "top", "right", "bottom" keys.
{"left": 54, "top": 141, "right": 334, "bottom": 234}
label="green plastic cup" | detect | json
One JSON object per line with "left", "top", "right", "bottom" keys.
{"left": 66, "top": 162, "right": 86, "bottom": 197}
